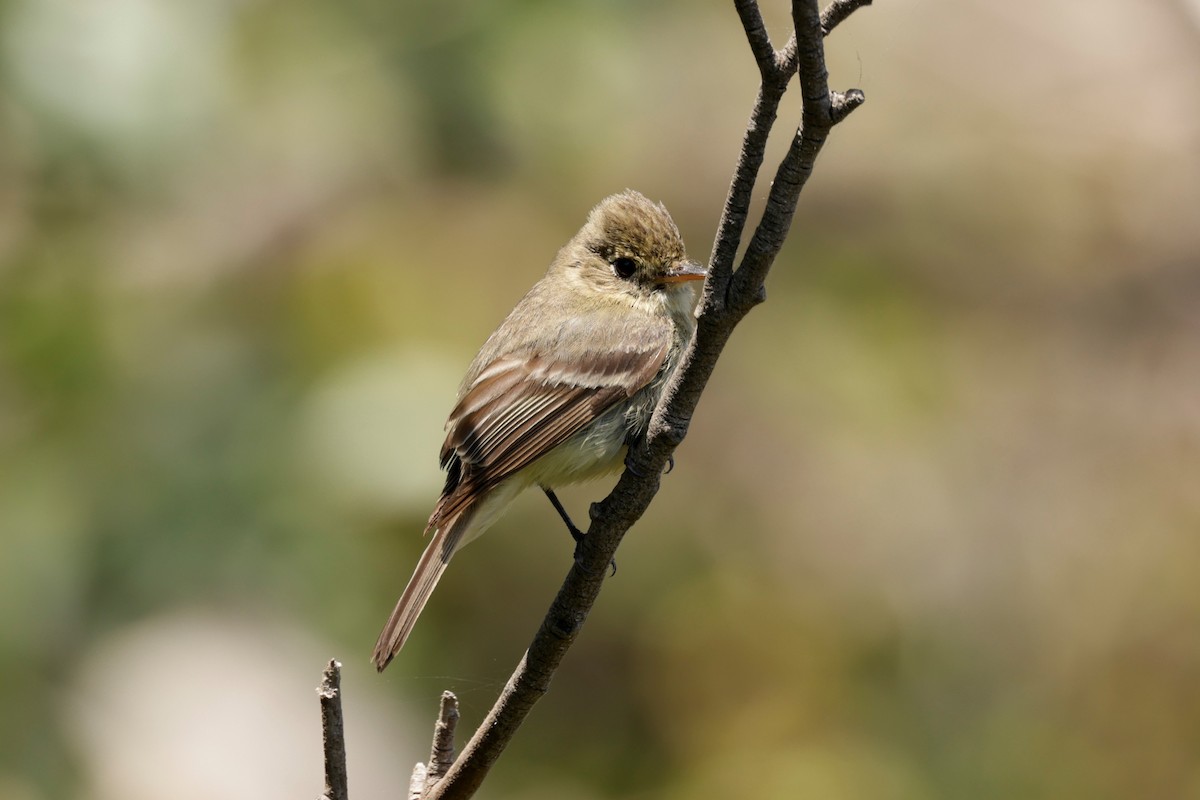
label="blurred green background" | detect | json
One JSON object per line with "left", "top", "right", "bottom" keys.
{"left": 2, "top": 0, "right": 1199, "bottom": 798}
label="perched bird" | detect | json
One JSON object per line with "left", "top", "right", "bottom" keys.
{"left": 372, "top": 190, "right": 705, "bottom": 671}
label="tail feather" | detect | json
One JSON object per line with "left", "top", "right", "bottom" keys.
{"left": 372, "top": 508, "right": 475, "bottom": 672}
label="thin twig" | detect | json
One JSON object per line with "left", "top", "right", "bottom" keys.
{"left": 821, "top": 0, "right": 873, "bottom": 35}
{"left": 710, "top": 0, "right": 869, "bottom": 309}
{"left": 730, "top": 0, "right": 835, "bottom": 303}
{"left": 778, "top": 0, "right": 871, "bottom": 82}
{"left": 706, "top": 82, "right": 786, "bottom": 311}
{"left": 705, "top": 6, "right": 797, "bottom": 304}
{"left": 734, "top": 0, "right": 778, "bottom": 76}
{"left": 319, "top": 660, "right": 349, "bottom": 800}
{"left": 411, "top": 692, "right": 460, "bottom": 799}
{"left": 427, "top": 691, "right": 460, "bottom": 782}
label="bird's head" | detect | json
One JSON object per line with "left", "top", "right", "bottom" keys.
{"left": 562, "top": 190, "right": 707, "bottom": 307}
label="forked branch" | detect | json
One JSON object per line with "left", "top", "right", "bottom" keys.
{"left": 394, "top": 2, "right": 872, "bottom": 798}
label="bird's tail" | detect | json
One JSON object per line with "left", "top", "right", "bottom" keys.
{"left": 371, "top": 507, "right": 476, "bottom": 672}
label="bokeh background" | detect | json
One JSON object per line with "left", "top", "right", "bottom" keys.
{"left": 2, "top": 0, "right": 1199, "bottom": 798}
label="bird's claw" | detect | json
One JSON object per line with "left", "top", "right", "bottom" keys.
{"left": 625, "top": 453, "right": 675, "bottom": 478}
{"left": 545, "top": 486, "right": 616, "bottom": 576}
{"left": 572, "top": 536, "right": 617, "bottom": 577}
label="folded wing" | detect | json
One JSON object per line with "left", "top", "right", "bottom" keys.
{"left": 430, "top": 334, "right": 672, "bottom": 529}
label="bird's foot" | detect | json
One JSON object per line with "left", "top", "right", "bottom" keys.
{"left": 546, "top": 486, "right": 616, "bottom": 576}
{"left": 624, "top": 451, "right": 675, "bottom": 478}
{"left": 573, "top": 534, "right": 617, "bottom": 577}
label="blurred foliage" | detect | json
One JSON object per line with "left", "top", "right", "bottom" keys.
{"left": 1, "top": 0, "right": 1199, "bottom": 798}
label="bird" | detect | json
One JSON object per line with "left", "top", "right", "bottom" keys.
{"left": 372, "top": 190, "right": 705, "bottom": 671}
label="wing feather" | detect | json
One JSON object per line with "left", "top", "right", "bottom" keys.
{"left": 428, "top": 333, "right": 672, "bottom": 529}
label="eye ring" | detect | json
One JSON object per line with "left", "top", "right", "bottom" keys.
{"left": 612, "top": 257, "right": 637, "bottom": 279}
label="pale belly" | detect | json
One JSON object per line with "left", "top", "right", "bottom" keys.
{"left": 520, "top": 414, "right": 629, "bottom": 487}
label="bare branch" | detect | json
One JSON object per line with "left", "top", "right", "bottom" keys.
{"left": 713, "top": 0, "right": 868, "bottom": 308}
{"left": 831, "top": 88, "right": 867, "bottom": 123}
{"left": 318, "top": 660, "right": 349, "bottom": 800}
{"left": 427, "top": 692, "right": 460, "bottom": 782}
{"left": 411, "top": 691, "right": 460, "bottom": 798}
{"left": 706, "top": 82, "right": 787, "bottom": 310}
{"left": 821, "top": 0, "right": 873, "bottom": 35}
{"left": 734, "top": 0, "right": 779, "bottom": 76}
{"left": 730, "top": 0, "right": 867, "bottom": 309}
{"left": 778, "top": 0, "right": 871, "bottom": 78}
{"left": 405, "top": 2, "right": 874, "bottom": 798}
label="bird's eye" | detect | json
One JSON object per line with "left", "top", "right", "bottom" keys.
{"left": 612, "top": 257, "right": 637, "bottom": 279}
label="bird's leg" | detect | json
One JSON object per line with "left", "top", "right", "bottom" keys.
{"left": 543, "top": 486, "right": 585, "bottom": 542}
{"left": 542, "top": 487, "right": 616, "bottom": 576}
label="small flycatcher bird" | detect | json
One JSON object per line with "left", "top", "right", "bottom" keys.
{"left": 372, "top": 190, "right": 705, "bottom": 671}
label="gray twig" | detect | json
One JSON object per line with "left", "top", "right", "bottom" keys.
{"left": 427, "top": 691, "right": 460, "bottom": 783}
{"left": 821, "top": 0, "right": 873, "bottom": 35}
{"left": 412, "top": 690, "right": 458, "bottom": 796}
{"left": 318, "top": 660, "right": 349, "bottom": 800}
{"left": 411, "top": 691, "right": 460, "bottom": 799}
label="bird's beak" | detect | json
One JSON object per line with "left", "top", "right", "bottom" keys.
{"left": 659, "top": 261, "right": 708, "bottom": 284}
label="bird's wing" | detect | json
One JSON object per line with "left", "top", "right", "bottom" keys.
{"left": 429, "top": 333, "right": 672, "bottom": 528}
